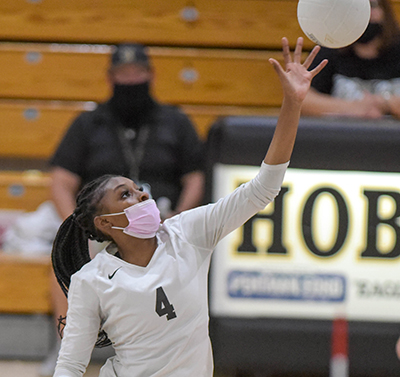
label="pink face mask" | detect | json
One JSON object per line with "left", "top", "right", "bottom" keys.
{"left": 101, "top": 199, "right": 161, "bottom": 239}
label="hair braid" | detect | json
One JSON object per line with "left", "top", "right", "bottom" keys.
{"left": 51, "top": 214, "right": 90, "bottom": 296}
{"left": 51, "top": 174, "right": 119, "bottom": 348}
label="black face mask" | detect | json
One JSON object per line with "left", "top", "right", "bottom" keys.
{"left": 356, "top": 22, "right": 383, "bottom": 44}
{"left": 109, "top": 82, "right": 154, "bottom": 126}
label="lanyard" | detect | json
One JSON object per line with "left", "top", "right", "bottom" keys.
{"left": 116, "top": 124, "right": 150, "bottom": 183}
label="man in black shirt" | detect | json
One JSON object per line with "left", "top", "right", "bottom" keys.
{"left": 50, "top": 43, "right": 204, "bottom": 221}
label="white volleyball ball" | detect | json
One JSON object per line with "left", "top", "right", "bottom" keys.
{"left": 297, "top": 0, "right": 371, "bottom": 49}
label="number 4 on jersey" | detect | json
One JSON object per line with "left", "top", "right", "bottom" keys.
{"left": 155, "top": 287, "right": 177, "bottom": 320}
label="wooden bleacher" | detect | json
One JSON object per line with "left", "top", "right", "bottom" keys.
{"left": 0, "top": 43, "right": 286, "bottom": 141}
{"left": 0, "top": 100, "right": 279, "bottom": 153}
{"left": 0, "top": 0, "right": 312, "bottom": 49}
{"left": 183, "top": 105, "right": 280, "bottom": 139}
{"left": 0, "top": 44, "right": 286, "bottom": 105}
{"left": 0, "top": 170, "right": 52, "bottom": 211}
{"left": 0, "top": 44, "right": 289, "bottom": 147}
{"left": 0, "top": 253, "right": 51, "bottom": 314}
{"left": 0, "top": 100, "right": 93, "bottom": 159}
{"left": 0, "top": 0, "right": 315, "bottom": 145}
{"left": 0, "top": 170, "right": 52, "bottom": 314}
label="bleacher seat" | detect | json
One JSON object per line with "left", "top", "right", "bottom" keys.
{"left": 0, "top": 170, "right": 52, "bottom": 315}
{"left": 0, "top": 0, "right": 311, "bottom": 49}
{"left": 0, "top": 44, "right": 287, "bottom": 106}
{"left": 0, "top": 99, "right": 94, "bottom": 159}
{"left": 0, "top": 253, "right": 51, "bottom": 314}
{"left": 0, "top": 170, "right": 51, "bottom": 211}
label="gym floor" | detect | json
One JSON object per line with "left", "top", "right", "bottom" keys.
{"left": 0, "top": 360, "right": 102, "bottom": 377}
{"left": 0, "top": 360, "right": 234, "bottom": 377}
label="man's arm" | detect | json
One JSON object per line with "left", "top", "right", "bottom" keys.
{"left": 302, "top": 87, "right": 386, "bottom": 119}
{"left": 174, "top": 170, "right": 205, "bottom": 215}
{"left": 51, "top": 166, "right": 82, "bottom": 220}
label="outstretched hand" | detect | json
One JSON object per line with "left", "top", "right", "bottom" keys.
{"left": 269, "top": 37, "right": 328, "bottom": 104}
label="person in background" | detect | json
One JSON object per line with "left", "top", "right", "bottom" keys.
{"left": 302, "top": 0, "right": 400, "bottom": 119}
{"left": 50, "top": 43, "right": 204, "bottom": 221}
{"left": 40, "top": 43, "right": 205, "bottom": 377}
{"left": 50, "top": 37, "right": 328, "bottom": 377}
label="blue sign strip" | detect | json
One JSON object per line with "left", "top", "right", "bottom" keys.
{"left": 228, "top": 270, "right": 346, "bottom": 302}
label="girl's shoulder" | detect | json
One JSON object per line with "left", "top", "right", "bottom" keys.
{"left": 71, "top": 250, "right": 109, "bottom": 281}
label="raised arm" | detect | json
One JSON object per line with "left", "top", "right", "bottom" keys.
{"left": 173, "top": 38, "right": 328, "bottom": 251}
{"left": 265, "top": 37, "right": 327, "bottom": 165}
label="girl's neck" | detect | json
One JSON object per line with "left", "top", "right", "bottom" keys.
{"left": 116, "top": 236, "right": 158, "bottom": 267}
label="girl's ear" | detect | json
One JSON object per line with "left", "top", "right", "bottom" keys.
{"left": 94, "top": 216, "right": 113, "bottom": 235}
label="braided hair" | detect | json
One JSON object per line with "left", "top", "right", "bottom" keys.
{"left": 51, "top": 174, "right": 119, "bottom": 347}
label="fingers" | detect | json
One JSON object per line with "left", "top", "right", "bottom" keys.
{"left": 282, "top": 37, "right": 311, "bottom": 67}
{"left": 269, "top": 58, "right": 285, "bottom": 79}
{"left": 293, "top": 37, "right": 303, "bottom": 64}
{"left": 303, "top": 45, "right": 321, "bottom": 69}
{"left": 310, "top": 59, "right": 328, "bottom": 77}
{"left": 277, "top": 37, "right": 327, "bottom": 78}
{"left": 281, "top": 37, "right": 291, "bottom": 67}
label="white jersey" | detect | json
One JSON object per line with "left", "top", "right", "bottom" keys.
{"left": 54, "top": 162, "right": 288, "bottom": 377}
